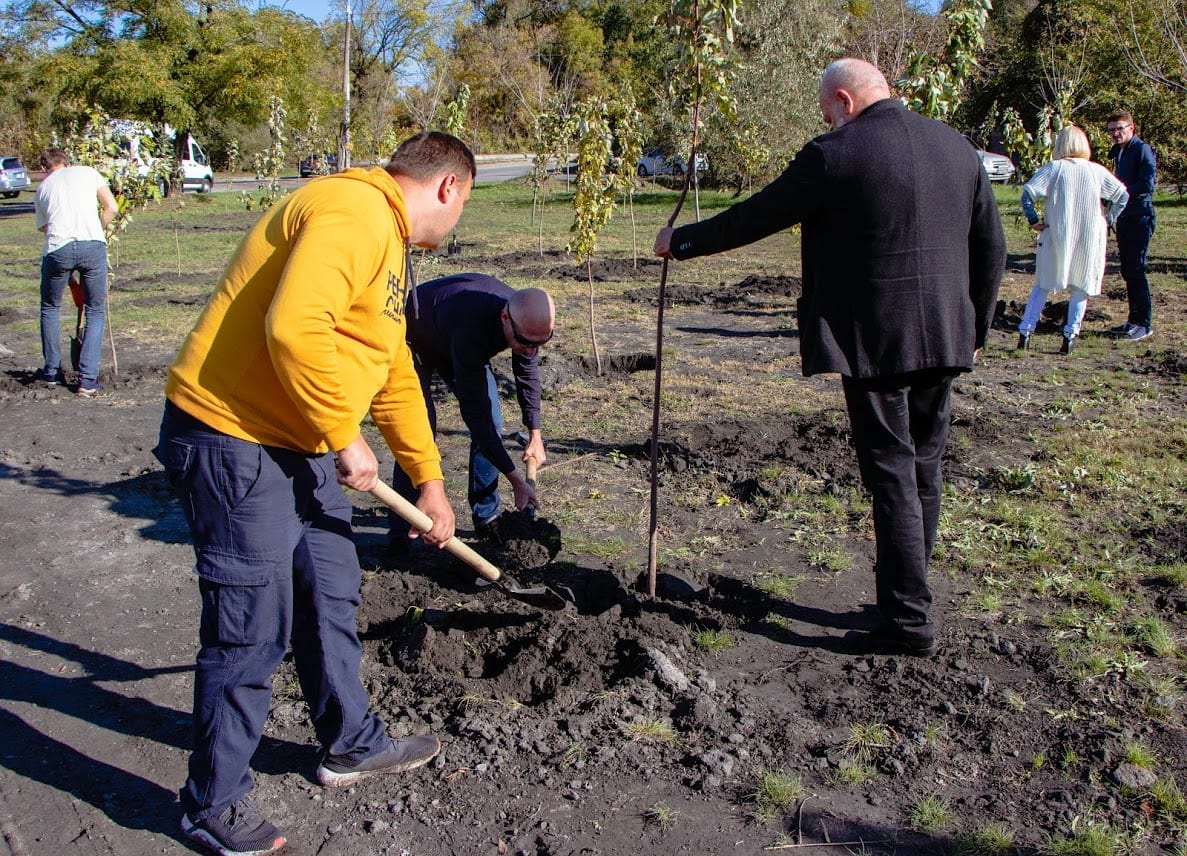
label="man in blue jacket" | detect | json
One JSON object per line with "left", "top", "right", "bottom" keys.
{"left": 1107, "top": 110, "right": 1157, "bottom": 341}
{"left": 391, "top": 273, "right": 553, "bottom": 548}
{"left": 655, "top": 58, "right": 1006, "bottom": 657}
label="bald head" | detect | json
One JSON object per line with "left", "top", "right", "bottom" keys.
{"left": 819, "top": 58, "right": 891, "bottom": 130}
{"left": 504, "top": 287, "right": 555, "bottom": 351}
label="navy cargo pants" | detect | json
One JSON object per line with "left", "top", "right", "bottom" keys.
{"left": 155, "top": 401, "right": 389, "bottom": 821}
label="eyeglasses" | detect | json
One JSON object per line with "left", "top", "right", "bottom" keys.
{"left": 1106, "top": 123, "right": 1131, "bottom": 134}
{"left": 507, "top": 309, "right": 553, "bottom": 348}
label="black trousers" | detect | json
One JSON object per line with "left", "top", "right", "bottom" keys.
{"left": 841, "top": 369, "right": 957, "bottom": 641}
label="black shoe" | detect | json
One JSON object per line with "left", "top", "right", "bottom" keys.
{"left": 316, "top": 735, "right": 441, "bottom": 788}
{"left": 842, "top": 627, "right": 938, "bottom": 658}
{"left": 1059, "top": 335, "right": 1074, "bottom": 355}
{"left": 181, "top": 799, "right": 286, "bottom": 855}
{"left": 1016, "top": 332, "right": 1030, "bottom": 351}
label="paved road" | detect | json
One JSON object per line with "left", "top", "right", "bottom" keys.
{"left": 216, "top": 155, "right": 533, "bottom": 193}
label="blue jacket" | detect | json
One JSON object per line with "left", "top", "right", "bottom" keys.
{"left": 1109, "top": 135, "right": 1156, "bottom": 223}
{"left": 405, "top": 272, "right": 541, "bottom": 474}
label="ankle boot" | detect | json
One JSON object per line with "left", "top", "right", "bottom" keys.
{"left": 1017, "top": 332, "right": 1030, "bottom": 351}
{"left": 1059, "top": 335, "right": 1075, "bottom": 355}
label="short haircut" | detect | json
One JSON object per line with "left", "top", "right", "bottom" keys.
{"left": 1107, "top": 109, "right": 1134, "bottom": 126}
{"left": 1053, "top": 125, "right": 1090, "bottom": 160}
{"left": 38, "top": 148, "right": 71, "bottom": 170}
{"left": 385, "top": 132, "right": 476, "bottom": 183}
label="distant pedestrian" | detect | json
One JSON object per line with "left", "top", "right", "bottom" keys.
{"left": 1106, "top": 110, "right": 1157, "bottom": 341}
{"left": 1017, "top": 125, "right": 1129, "bottom": 354}
{"left": 655, "top": 58, "right": 1005, "bottom": 658}
{"left": 33, "top": 148, "right": 118, "bottom": 396}
{"left": 390, "top": 273, "right": 553, "bottom": 548}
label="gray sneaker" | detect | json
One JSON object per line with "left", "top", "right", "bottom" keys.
{"left": 1123, "top": 325, "right": 1152, "bottom": 341}
{"left": 316, "top": 735, "right": 441, "bottom": 788}
{"left": 180, "top": 799, "right": 286, "bottom": 856}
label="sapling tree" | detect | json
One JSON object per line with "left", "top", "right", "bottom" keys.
{"left": 607, "top": 93, "right": 644, "bottom": 266}
{"left": 569, "top": 94, "right": 615, "bottom": 375}
{"left": 59, "top": 111, "right": 171, "bottom": 266}
{"left": 241, "top": 97, "right": 288, "bottom": 212}
{"left": 646, "top": 0, "right": 741, "bottom": 595}
{"left": 529, "top": 102, "right": 575, "bottom": 253}
{"left": 896, "top": 0, "right": 992, "bottom": 122}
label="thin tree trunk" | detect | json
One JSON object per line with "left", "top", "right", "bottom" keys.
{"left": 587, "top": 258, "right": 602, "bottom": 375}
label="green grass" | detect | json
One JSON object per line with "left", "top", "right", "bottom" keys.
{"left": 750, "top": 770, "right": 803, "bottom": 823}
{"left": 692, "top": 628, "right": 735, "bottom": 652}
{"left": 957, "top": 822, "right": 1016, "bottom": 855}
{"left": 909, "top": 794, "right": 955, "bottom": 834}
{"left": 625, "top": 719, "right": 678, "bottom": 745}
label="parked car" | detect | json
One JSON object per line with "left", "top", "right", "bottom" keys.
{"left": 299, "top": 153, "right": 337, "bottom": 177}
{"left": 0, "top": 156, "right": 31, "bottom": 199}
{"left": 636, "top": 148, "right": 707, "bottom": 177}
{"left": 977, "top": 149, "right": 1016, "bottom": 183}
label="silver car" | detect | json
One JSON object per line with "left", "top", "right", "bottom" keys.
{"left": 0, "top": 156, "right": 31, "bottom": 199}
{"left": 976, "top": 149, "right": 1015, "bottom": 183}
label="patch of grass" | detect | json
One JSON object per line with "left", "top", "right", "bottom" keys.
{"left": 1044, "top": 816, "right": 1137, "bottom": 856}
{"left": 844, "top": 721, "right": 892, "bottom": 761}
{"left": 561, "top": 741, "right": 588, "bottom": 766}
{"left": 909, "top": 794, "right": 954, "bottom": 834}
{"left": 559, "top": 534, "right": 631, "bottom": 558}
{"left": 642, "top": 802, "right": 679, "bottom": 829}
{"left": 756, "top": 571, "right": 804, "bottom": 600}
{"left": 750, "top": 770, "right": 803, "bottom": 823}
{"left": 692, "top": 628, "right": 736, "bottom": 652}
{"left": 625, "top": 719, "right": 678, "bottom": 745}
{"left": 1149, "top": 776, "right": 1187, "bottom": 821}
{"left": 1123, "top": 740, "right": 1158, "bottom": 768}
{"left": 806, "top": 545, "right": 854, "bottom": 572}
{"left": 1130, "top": 616, "right": 1180, "bottom": 658}
{"left": 957, "top": 821, "right": 1016, "bottom": 854}
{"left": 832, "top": 760, "right": 877, "bottom": 787}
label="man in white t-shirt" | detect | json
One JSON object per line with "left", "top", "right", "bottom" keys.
{"left": 34, "top": 148, "right": 118, "bottom": 396}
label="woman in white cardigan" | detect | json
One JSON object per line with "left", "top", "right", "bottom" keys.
{"left": 1017, "top": 125, "right": 1129, "bottom": 354}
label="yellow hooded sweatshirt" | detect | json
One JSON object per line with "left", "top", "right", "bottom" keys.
{"left": 165, "top": 167, "right": 442, "bottom": 487}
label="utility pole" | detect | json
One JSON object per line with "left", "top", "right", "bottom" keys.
{"left": 339, "top": 0, "right": 351, "bottom": 171}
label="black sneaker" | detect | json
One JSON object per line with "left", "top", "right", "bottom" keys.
{"left": 180, "top": 799, "right": 286, "bottom": 856}
{"left": 1059, "top": 335, "right": 1075, "bottom": 355}
{"left": 1016, "top": 332, "right": 1030, "bottom": 351}
{"left": 316, "top": 735, "right": 441, "bottom": 788}
{"left": 842, "top": 627, "right": 938, "bottom": 658}
{"left": 40, "top": 369, "right": 64, "bottom": 386}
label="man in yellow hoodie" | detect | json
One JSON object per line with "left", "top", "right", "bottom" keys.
{"left": 153, "top": 131, "right": 474, "bottom": 856}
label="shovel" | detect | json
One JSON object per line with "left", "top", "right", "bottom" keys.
{"left": 68, "top": 274, "right": 84, "bottom": 372}
{"left": 370, "top": 479, "right": 567, "bottom": 611}
{"left": 525, "top": 455, "right": 539, "bottom": 520}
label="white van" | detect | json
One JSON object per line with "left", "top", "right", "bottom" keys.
{"left": 114, "top": 121, "right": 214, "bottom": 194}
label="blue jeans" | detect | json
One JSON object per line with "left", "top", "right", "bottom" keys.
{"left": 1019, "top": 284, "right": 1088, "bottom": 339}
{"left": 154, "top": 402, "right": 389, "bottom": 821}
{"left": 1116, "top": 214, "right": 1154, "bottom": 328}
{"left": 40, "top": 240, "right": 108, "bottom": 383}
{"left": 391, "top": 365, "right": 503, "bottom": 534}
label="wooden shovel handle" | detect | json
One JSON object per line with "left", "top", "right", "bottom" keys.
{"left": 369, "top": 479, "right": 503, "bottom": 583}
{"left": 526, "top": 455, "right": 538, "bottom": 482}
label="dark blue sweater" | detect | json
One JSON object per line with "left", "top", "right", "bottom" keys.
{"left": 1109, "top": 135, "right": 1157, "bottom": 221}
{"left": 405, "top": 272, "right": 541, "bottom": 474}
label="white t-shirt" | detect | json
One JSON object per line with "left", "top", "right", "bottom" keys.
{"left": 34, "top": 165, "right": 110, "bottom": 255}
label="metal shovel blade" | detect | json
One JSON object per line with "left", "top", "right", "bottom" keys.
{"left": 370, "top": 480, "right": 567, "bottom": 611}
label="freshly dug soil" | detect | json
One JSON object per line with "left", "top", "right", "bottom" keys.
{"left": 0, "top": 248, "right": 1184, "bottom": 856}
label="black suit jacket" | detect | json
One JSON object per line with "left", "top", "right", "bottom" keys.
{"left": 671, "top": 99, "right": 1006, "bottom": 379}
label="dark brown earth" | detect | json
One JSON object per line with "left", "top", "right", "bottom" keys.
{"left": 1, "top": 244, "right": 1185, "bottom": 856}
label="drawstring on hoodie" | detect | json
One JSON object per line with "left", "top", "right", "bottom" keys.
{"left": 406, "top": 241, "right": 419, "bottom": 320}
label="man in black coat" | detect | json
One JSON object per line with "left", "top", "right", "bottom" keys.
{"left": 655, "top": 58, "right": 1006, "bottom": 657}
